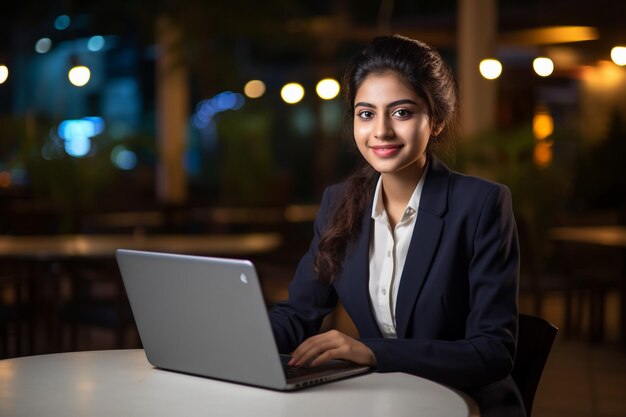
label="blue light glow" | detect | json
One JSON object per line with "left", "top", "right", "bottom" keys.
{"left": 57, "top": 117, "right": 105, "bottom": 158}
{"left": 111, "top": 145, "right": 137, "bottom": 170}
{"left": 55, "top": 15, "right": 70, "bottom": 30}
{"left": 87, "top": 36, "right": 105, "bottom": 52}
{"left": 216, "top": 91, "right": 237, "bottom": 110}
{"left": 192, "top": 91, "right": 245, "bottom": 129}
{"left": 65, "top": 137, "right": 91, "bottom": 157}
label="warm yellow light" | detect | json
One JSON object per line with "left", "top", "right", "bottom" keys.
{"left": 533, "top": 57, "right": 554, "bottom": 77}
{"left": 281, "top": 82, "right": 305, "bottom": 104}
{"left": 244, "top": 79, "right": 266, "bottom": 98}
{"left": 0, "top": 65, "right": 8, "bottom": 84}
{"left": 500, "top": 26, "right": 599, "bottom": 46}
{"left": 68, "top": 65, "right": 91, "bottom": 87}
{"left": 610, "top": 46, "right": 626, "bottom": 66}
{"left": 533, "top": 140, "right": 553, "bottom": 168}
{"left": 533, "top": 112, "right": 554, "bottom": 140}
{"left": 316, "top": 78, "right": 340, "bottom": 100}
{"left": 479, "top": 59, "right": 502, "bottom": 80}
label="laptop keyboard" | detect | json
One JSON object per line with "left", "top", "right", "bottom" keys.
{"left": 280, "top": 356, "right": 355, "bottom": 378}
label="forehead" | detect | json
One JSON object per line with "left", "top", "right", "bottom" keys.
{"left": 354, "top": 70, "right": 420, "bottom": 103}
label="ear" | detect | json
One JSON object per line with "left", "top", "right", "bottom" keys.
{"left": 431, "top": 121, "right": 445, "bottom": 137}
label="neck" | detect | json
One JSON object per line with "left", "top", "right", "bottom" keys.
{"left": 379, "top": 158, "right": 427, "bottom": 229}
{"left": 380, "top": 158, "right": 427, "bottom": 208}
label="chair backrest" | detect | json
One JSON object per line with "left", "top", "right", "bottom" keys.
{"left": 512, "top": 314, "right": 558, "bottom": 416}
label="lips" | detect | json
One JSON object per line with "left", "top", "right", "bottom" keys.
{"left": 369, "top": 144, "right": 403, "bottom": 158}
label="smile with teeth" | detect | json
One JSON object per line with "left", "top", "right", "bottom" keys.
{"left": 370, "top": 144, "right": 403, "bottom": 157}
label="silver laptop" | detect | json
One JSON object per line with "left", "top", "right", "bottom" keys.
{"left": 115, "top": 249, "right": 369, "bottom": 390}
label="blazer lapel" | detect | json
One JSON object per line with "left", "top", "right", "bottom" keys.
{"left": 395, "top": 156, "right": 450, "bottom": 338}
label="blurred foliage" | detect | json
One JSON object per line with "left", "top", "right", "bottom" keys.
{"left": 1, "top": 115, "right": 154, "bottom": 208}
{"left": 216, "top": 105, "right": 275, "bottom": 205}
{"left": 444, "top": 126, "right": 575, "bottom": 252}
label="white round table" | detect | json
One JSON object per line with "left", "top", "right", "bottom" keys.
{"left": 0, "top": 350, "right": 479, "bottom": 417}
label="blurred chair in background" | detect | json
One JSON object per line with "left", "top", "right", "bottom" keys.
{"left": 517, "top": 216, "right": 573, "bottom": 331}
{"left": 0, "top": 260, "right": 29, "bottom": 358}
{"left": 61, "top": 259, "right": 139, "bottom": 351}
{"left": 551, "top": 210, "right": 622, "bottom": 343}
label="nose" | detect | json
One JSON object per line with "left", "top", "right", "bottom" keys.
{"left": 374, "top": 116, "right": 393, "bottom": 140}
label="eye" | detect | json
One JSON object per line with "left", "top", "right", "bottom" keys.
{"left": 357, "top": 110, "right": 374, "bottom": 120}
{"left": 392, "top": 108, "right": 412, "bottom": 118}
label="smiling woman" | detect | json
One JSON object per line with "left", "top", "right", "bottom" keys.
{"left": 269, "top": 35, "right": 525, "bottom": 417}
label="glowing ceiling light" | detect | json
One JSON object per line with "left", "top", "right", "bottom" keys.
{"left": 0, "top": 65, "right": 8, "bottom": 84}
{"left": 281, "top": 83, "right": 305, "bottom": 104}
{"left": 479, "top": 59, "right": 502, "bottom": 80}
{"left": 533, "top": 57, "right": 554, "bottom": 77}
{"left": 244, "top": 80, "right": 266, "bottom": 98}
{"left": 316, "top": 78, "right": 340, "bottom": 100}
{"left": 611, "top": 46, "right": 626, "bottom": 66}
{"left": 68, "top": 65, "right": 91, "bottom": 87}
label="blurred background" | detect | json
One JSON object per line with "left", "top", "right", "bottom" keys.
{"left": 1, "top": 1, "right": 625, "bottom": 416}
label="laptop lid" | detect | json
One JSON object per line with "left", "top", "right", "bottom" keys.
{"left": 115, "top": 249, "right": 368, "bottom": 390}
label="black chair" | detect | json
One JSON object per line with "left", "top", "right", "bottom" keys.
{"left": 61, "top": 259, "right": 138, "bottom": 351}
{"left": 512, "top": 314, "right": 558, "bottom": 417}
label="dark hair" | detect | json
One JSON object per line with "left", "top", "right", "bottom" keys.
{"left": 314, "top": 35, "right": 459, "bottom": 283}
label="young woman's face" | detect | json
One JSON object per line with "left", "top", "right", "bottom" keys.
{"left": 353, "top": 70, "right": 434, "bottom": 179}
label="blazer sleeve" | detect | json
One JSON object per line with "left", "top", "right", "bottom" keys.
{"left": 361, "top": 184, "right": 519, "bottom": 389}
{"left": 269, "top": 187, "right": 339, "bottom": 353}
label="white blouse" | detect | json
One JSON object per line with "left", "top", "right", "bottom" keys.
{"left": 368, "top": 171, "right": 426, "bottom": 338}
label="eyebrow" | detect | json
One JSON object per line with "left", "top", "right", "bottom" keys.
{"left": 354, "top": 99, "right": 419, "bottom": 109}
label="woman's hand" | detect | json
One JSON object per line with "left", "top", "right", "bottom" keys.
{"left": 288, "top": 330, "right": 377, "bottom": 367}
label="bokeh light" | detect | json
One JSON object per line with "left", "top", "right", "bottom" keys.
{"left": 35, "top": 38, "right": 52, "bottom": 54}
{"left": 533, "top": 111, "right": 554, "bottom": 140}
{"left": 87, "top": 36, "right": 106, "bottom": 52}
{"left": 610, "top": 46, "right": 626, "bottom": 66}
{"left": 281, "top": 83, "right": 305, "bottom": 104}
{"left": 533, "top": 140, "right": 553, "bottom": 168}
{"left": 244, "top": 80, "right": 266, "bottom": 98}
{"left": 55, "top": 15, "right": 70, "bottom": 30}
{"left": 193, "top": 92, "right": 245, "bottom": 129}
{"left": 111, "top": 145, "right": 138, "bottom": 170}
{"left": 316, "top": 78, "right": 340, "bottom": 100}
{"left": 0, "top": 66, "right": 8, "bottom": 84}
{"left": 533, "top": 57, "right": 554, "bottom": 77}
{"left": 68, "top": 66, "right": 91, "bottom": 87}
{"left": 58, "top": 117, "right": 105, "bottom": 158}
{"left": 479, "top": 59, "right": 502, "bottom": 80}
{"left": 65, "top": 137, "right": 91, "bottom": 157}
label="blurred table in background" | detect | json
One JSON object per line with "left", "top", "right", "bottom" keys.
{"left": 550, "top": 226, "right": 626, "bottom": 346}
{"left": 550, "top": 226, "right": 626, "bottom": 248}
{"left": 0, "top": 233, "right": 282, "bottom": 357}
{"left": 0, "top": 233, "right": 283, "bottom": 259}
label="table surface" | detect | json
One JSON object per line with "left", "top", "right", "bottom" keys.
{"left": 549, "top": 226, "right": 626, "bottom": 247}
{"left": 0, "top": 350, "right": 479, "bottom": 417}
{"left": 0, "top": 232, "right": 282, "bottom": 259}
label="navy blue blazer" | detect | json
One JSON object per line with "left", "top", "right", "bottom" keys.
{"left": 270, "top": 157, "right": 525, "bottom": 416}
